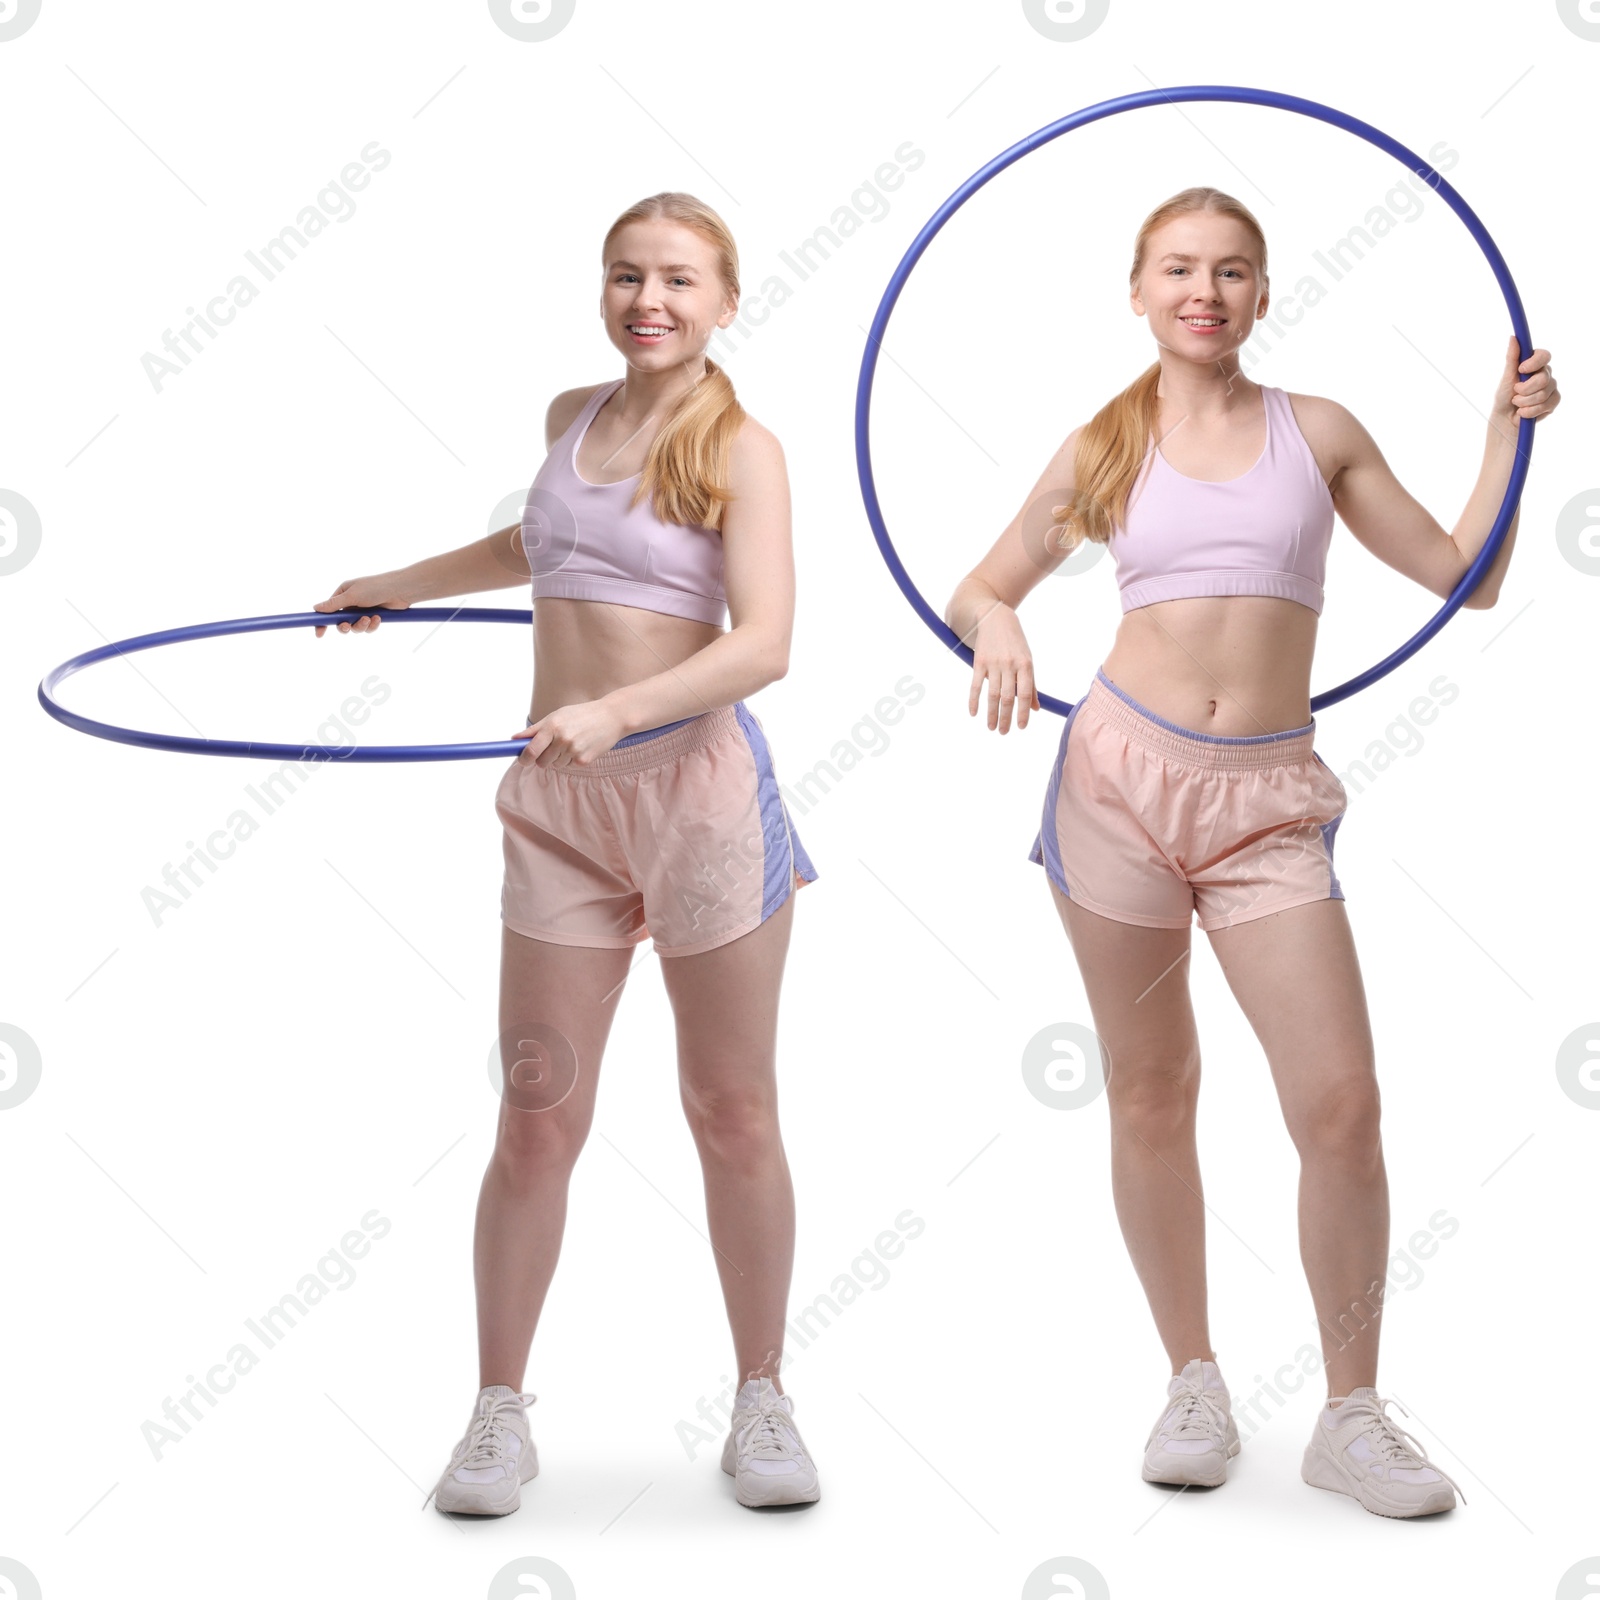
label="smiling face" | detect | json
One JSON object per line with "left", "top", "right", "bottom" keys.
{"left": 600, "top": 218, "right": 737, "bottom": 370}
{"left": 1130, "top": 211, "right": 1268, "bottom": 362}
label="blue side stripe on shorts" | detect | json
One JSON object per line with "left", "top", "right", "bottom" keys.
{"left": 1312, "top": 752, "right": 1346, "bottom": 903}
{"left": 733, "top": 702, "right": 799, "bottom": 920}
{"left": 1027, "top": 699, "right": 1082, "bottom": 894}
{"left": 1320, "top": 814, "right": 1345, "bottom": 900}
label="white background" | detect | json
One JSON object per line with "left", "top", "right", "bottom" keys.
{"left": 3, "top": 1, "right": 1596, "bottom": 1596}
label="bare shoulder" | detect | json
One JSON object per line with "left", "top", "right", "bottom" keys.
{"left": 727, "top": 411, "right": 787, "bottom": 483}
{"left": 1281, "top": 390, "right": 1372, "bottom": 490}
{"left": 718, "top": 413, "right": 789, "bottom": 538}
{"left": 1025, "top": 421, "right": 1087, "bottom": 503}
{"left": 1056, "top": 422, "right": 1087, "bottom": 489}
{"left": 544, "top": 382, "right": 611, "bottom": 450}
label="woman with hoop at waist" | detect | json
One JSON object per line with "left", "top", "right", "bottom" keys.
{"left": 314, "top": 192, "right": 822, "bottom": 1516}
{"left": 945, "top": 186, "right": 1558, "bottom": 1518}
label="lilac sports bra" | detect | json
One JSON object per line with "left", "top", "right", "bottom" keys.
{"left": 520, "top": 379, "right": 728, "bottom": 626}
{"left": 1109, "top": 385, "right": 1335, "bottom": 616}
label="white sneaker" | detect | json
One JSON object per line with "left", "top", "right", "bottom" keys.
{"left": 423, "top": 1385, "right": 540, "bottom": 1515}
{"left": 1142, "top": 1358, "right": 1240, "bottom": 1487}
{"left": 1301, "top": 1386, "right": 1464, "bottom": 1518}
{"left": 720, "top": 1377, "right": 820, "bottom": 1507}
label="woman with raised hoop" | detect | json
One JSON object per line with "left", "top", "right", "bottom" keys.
{"left": 313, "top": 192, "right": 822, "bottom": 1516}
{"left": 945, "top": 186, "right": 1557, "bottom": 1519}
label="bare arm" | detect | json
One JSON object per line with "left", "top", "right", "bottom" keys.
{"left": 1323, "top": 405, "right": 1511, "bottom": 611}
{"left": 312, "top": 525, "right": 527, "bottom": 633}
{"left": 313, "top": 385, "right": 604, "bottom": 631}
{"left": 599, "top": 417, "right": 793, "bottom": 738}
{"left": 945, "top": 425, "right": 1082, "bottom": 644}
{"left": 944, "top": 427, "right": 1082, "bottom": 732}
{"left": 1323, "top": 343, "right": 1559, "bottom": 611}
{"left": 394, "top": 527, "right": 527, "bottom": 600}
{"left": 393, "top": 386, "right": 609, "bottom": 602}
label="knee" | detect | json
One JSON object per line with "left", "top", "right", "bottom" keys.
{"left": 490, "top": 1106, "right": 588, "bottom": 1187}
{"left": 1106, "top": 1052, "right": 1202, "bottom": 1138}
{"left": 680, "top": 1082, "right": 780, "bottom": 1169}
{"left": 1293, "top": 1080, "right": 1382, "bottom": 1163}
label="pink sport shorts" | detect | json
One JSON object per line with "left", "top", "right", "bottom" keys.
{"left": 496, "top": 700, "right": 818, "bottom": 958}
{"left": 1028, "top": 668, "right": 1348, "bottom": 933}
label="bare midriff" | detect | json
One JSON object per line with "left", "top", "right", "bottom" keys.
{"left": 1097, "top": 593, "right": 1320, "bottom": 736}
{"left": 528, "top": 596, "right": 725, "bottom": 724}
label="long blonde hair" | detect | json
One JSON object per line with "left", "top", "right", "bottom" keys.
{"left": 600, "top": 192, "right": 747, "bottom": 529}
{"left": 1053, "top": 187, "right": 1268, "bottom": 551}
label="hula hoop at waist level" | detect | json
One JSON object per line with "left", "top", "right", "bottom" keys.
{"left": 38, "top": 607, "right": 539, "bottom": 762}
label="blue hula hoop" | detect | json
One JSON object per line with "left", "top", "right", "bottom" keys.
{"left": 38, "top": 608, "right": 537, "bottom": 762}
{"left": 854, "top": 84, "right": 1536, "bottom": 716}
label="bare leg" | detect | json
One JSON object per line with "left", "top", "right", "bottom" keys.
{"left": 658, "top": 893, "right": 797, "bottom": 1396}
{"left": 474, "top": 926, "right": 635, "bottom": 1391}
{"left": 1049, "top": 882, "right": 1214, "bottom": 1375}
{"left": 1204, "top": 898, "right": 1387, "bottom": 1398}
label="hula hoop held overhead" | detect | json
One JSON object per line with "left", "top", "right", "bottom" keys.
{"left": 853, "top": 84, "right": 1536, "bottom": 717}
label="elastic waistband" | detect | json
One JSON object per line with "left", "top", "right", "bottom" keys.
{"left": 575, "top": 701, "right": 741, "bottom": 776}
{"left": 1086, "top": 668, "right": 1315, "bottom": 770}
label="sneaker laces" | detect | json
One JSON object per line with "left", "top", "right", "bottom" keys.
{"left": 1335, "top": 1393, "right": 1468, "bottom": 1504}
{"left": 1160, "top": 1380, "right": 1230, "bottom": 1444}
{"left": 734, "top": 1390, "right": 803, "bottom": 1463}
{"left": 422, "top": 1390, "right": 536, "bottom": 1509}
